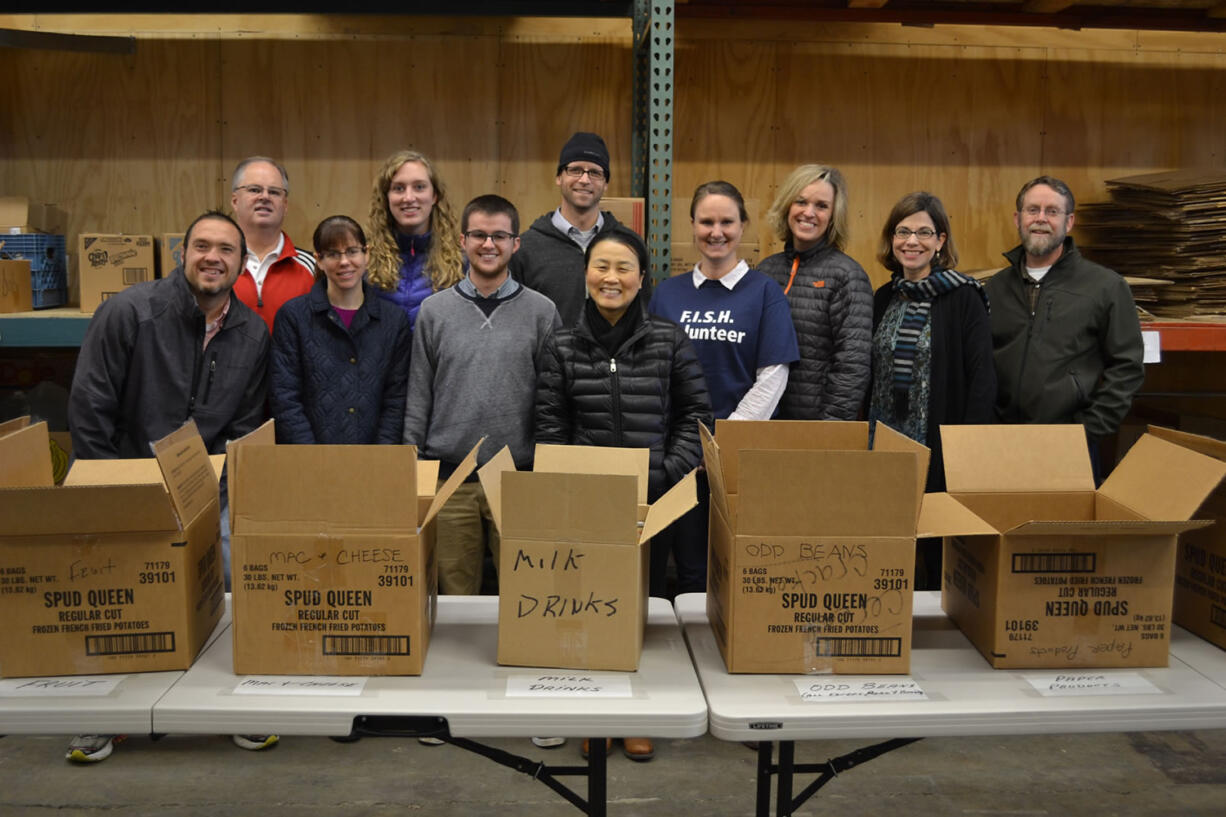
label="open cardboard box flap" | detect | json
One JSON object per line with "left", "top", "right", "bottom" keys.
{"left": 151, "top": 419, "right": 220, "bottom": 529}
{"left": 1006, "top": 519, "right": 1214, "bottom": 536}
{"left": 0, "top": 419, "right": 53, "bottom": 489}
{"left": 481, "top": 444, "right": 696, "bottom": 544}
{"left": 478, "top": 445, "right": 516, "bottom": 531}
{"left": 917, "top": 491, "right": 997, "bottom": 538}
{"left": 738, "top": 448, "right": 920, "bottom": 537}
{"left": 872, "top": 421, "right": 932, "bottom": 523}
{"left": 1147, "top": 425, "right": 1226, "bottom": 462}
{"left": 1100, "top": 432, "right": 1226, "bottom": 521}
{"left": 231, "top": 444, "right": 417, "bottom": 530}
{"left": 502, "top": 470, "right": 639, "bottom": 544}
{"left": 641, "top": 468, "right": 698, "bottom": 542}
{"left": 0, "top": 418, "right": 214, "bottom": 536}
{"left": 422, "top": 439, "right": 482, "bottom": 527}
{"left": 0, "top": 415, "right": 31, "bottom": 438}
{"left": 712, "top": 419, "right": 868, "bottom": 493}
{"left": 942, "top": 424, "right": 1094, "bottom": 494}
{"left": 535, "top": 443, "right": 649, "bottom": 505}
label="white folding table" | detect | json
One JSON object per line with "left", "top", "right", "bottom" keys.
{"left": 153, "top": 595, "right": 707, "bottom": 816}
{"left": 0, "top": 601, "right": 230, "bottom": 736}
{"left": 676, "top": 590, "right": 1226, "bottom": 817}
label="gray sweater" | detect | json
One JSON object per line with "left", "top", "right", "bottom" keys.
{"left": 403, "top": 281, "right": 561, "bottom": 476}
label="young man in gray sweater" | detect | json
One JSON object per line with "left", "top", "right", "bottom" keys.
{"left": 403, "top": 194, "right": 561, "bottom": 597}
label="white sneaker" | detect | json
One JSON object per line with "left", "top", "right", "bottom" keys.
{"left": 232, "top": 734, "right": 279, "bottom": 751}
{"left": 418, "top": 736, "right": 445, "bottom": 746}
{"left": 66, "top": 734, "right": 121, "bottom": 763}
{"left": 531, "top": 736, "right": 566, "bottom": 748}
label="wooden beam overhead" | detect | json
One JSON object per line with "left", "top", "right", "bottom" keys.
{"left": 847, "top": 0, "right": 890, "bottom": 7}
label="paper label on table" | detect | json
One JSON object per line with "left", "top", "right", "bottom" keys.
{"left": 232, "top": 676, "right": 368, "bottom": 696}
{"left": 1025, "top": 672, "right": 1162, "bottom": 697}
{"left": 0, "top": 676, "right": 127, "bottom": 697}
{"left": 1142, "top": 330, "right": 1161, "bottom": 364}
{"left": 793, "top": 678, "right": 927, "bottom": 702}
{"left": 505, "top": 673, "right": 633, "bottom": 698}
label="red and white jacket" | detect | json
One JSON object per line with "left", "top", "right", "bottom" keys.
{"left": 233, "top": 232, "right": 316, "bottom": 334}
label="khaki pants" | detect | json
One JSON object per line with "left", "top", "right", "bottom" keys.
{"left": 434, "top": 479, "right": 500, "bottom": 595}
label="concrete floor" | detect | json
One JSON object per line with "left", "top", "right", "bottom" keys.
{"left": 3, "top": 729, "right": 1226, "bottom": 816}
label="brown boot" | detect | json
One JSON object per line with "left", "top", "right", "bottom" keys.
{"left": 580, "top": 738, "right": 614, "bottom": 759}
{"left": 622, "top": 737, "right": 654, "bottom": 762}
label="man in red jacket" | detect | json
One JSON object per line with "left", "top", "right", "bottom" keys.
{"left": 229, "top": 156, "right": 316, "bottom": 333}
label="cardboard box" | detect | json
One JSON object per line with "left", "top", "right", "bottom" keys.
{"left": 669, "top": 242, "right": 762, "bottom": 277}
{"left": 926, "top": 425, "right": 1226, "bottom": 669}
{"left": 160, "top": 233, "right": 185, "bottom": 277}
{"left": 479, "top": 444, "right": 696, "bottom": 671}
{"left": 701, "top": 420, "right": 930, "bottom": 674}
{"left": 0, "top": 197, "right": 66, "bottom": 234}
{"left": 226, "top": 421, "right": 477, "bottom": 676}
{"left": 602, "top": 197, "right": 645, "bottom": 238}
{"left": 1146, "top": 426, "right": 1226, "bottom": 651}
{"left": 78, "top": 234, "right": 155, "bottom": 313}
{"left": 0, "top": 259, "right": 33, "bottom": 313}
{"left": 0, "top": 420, "right": 225, "bottom": 678}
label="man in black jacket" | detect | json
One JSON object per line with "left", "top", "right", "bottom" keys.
{"left": 70, "top": 211, "right": 269, "bottom": 458}
{"left": 509, "top": 131, "right": 624, "bottom": 327}
{"left": 65, "top": 211, "right": 273, "bottom": 764}
{"left": 985, "top": 176, "right": 1144, "bottom": 480}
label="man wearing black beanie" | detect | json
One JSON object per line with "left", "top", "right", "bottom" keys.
{"left": 509, "top": 131, "right": 624, "bottom": 327}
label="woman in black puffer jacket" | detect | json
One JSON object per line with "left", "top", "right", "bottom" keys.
{"left": 535, "top": 226, "right": 711, "bottom": 765}
{"left": 535, "top": 226, "right": 712, "bottom": 573}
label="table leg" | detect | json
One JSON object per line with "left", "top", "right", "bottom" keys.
{"left": 777, "top": 740, "right": 795, "bottom": 817}
{"left": 756, "top": 741, "right": 773, "bottom": 817}
{"left": 588, "top": 737, "right": 607, "bottom": 817}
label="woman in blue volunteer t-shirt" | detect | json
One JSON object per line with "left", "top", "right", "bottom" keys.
{"left": 648, "top": 180, "right": 799, "bottom": 595}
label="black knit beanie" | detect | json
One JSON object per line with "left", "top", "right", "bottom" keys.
{"left": 557, "top": 132, "right": 610, "bottom": 178}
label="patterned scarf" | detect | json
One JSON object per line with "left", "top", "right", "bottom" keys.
{"left": 890, "top": 269, "right": 987, "bottom": 412}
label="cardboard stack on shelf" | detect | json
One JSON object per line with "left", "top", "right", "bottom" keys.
{"left": 0, "top": 196, "right": 69, "bottom": 311}
{"left": 1077, "top": 169, "right": 1226, "bottom": 318}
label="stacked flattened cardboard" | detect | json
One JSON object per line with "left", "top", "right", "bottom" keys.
{"left": 1077, "top": 169, "right": 1226, "bottom": 318}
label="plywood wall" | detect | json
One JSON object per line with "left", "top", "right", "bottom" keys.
{"left": 2, "top": 14, "right": 1225, "bottom": 292}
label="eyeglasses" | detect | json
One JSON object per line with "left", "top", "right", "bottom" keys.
{"left": 235, "top": 184, "right": 287, "bottom": 200}
{"left": 319, "top": 246, "right": 366, "bottom": 262}
{"left": 562, "top": 166, "right": 606, "bottom": 182}
{"left": 1022, "top": 205, "right": 1066, "bottom": 219}
{"left": 464, "top": 231, "right": 517, "bottom": 244}
{"left": 894, "top": 227, "right": 938, "bottom": 240}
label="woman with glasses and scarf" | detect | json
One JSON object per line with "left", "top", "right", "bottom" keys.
{"left": 869, "top": 192, "right": 995, "bottom": 587}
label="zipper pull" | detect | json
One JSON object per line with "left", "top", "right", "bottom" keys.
{"left": 610, "top": 358, "right": 617, "bottom": 373}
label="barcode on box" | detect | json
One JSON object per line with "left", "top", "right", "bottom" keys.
{"left": 1012, "top": 553, "right": 1096, "bottom": 573}
{"left": 86, "top": 631, "right": 176, "bottom": 656}
{"left": 814, "top": 637, "right": 902, "bottom": 658}
{"left": 323, "top": 635, "right": 410, "bottom": 656}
